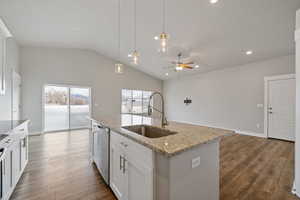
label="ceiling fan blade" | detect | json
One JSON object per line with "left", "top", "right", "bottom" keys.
{"left": 184, "top": 61, "right": 194, "bottom": 65}
{"left": 163, "top": 66, "right": 175, "bottom": 69}
{"left": 182, "top": 65, "right": 194, "bottom": 69}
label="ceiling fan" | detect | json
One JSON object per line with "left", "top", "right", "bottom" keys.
{"left": 165, "top": 53, "right": 196, "bottom": 72}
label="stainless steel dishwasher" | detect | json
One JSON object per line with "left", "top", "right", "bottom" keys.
{"left": 92, "top": 123, "right": 110, "bottom": 185}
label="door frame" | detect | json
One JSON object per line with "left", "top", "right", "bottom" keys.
{"left": 264, "top": 74, "right": 296, "bottom": 139}
{"left": 42, "top": 83, "right": 92, "bottom": 134}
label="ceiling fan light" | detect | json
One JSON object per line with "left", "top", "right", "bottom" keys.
{"left": 175, "top": 66, "right": 183, "bottom": 71}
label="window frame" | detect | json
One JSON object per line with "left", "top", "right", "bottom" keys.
{"left": 121, "top": 89, "right": 153, "bottom": 116}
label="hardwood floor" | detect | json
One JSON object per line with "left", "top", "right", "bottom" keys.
{"left": 10, "top": 130, "right": 116, "bottom": 200}
{"left": 220, "top": 134, "right": 297, "bottom": 200}
{"left": 10, "top": 130, "right": 298, "bottom": 200}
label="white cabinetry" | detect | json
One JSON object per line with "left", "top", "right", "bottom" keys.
{"left": 20, "top": 136, "right": 28, "bottom": 172}
{"left": 11, "top": 141, "right": 20, "bottom": 186}
{"left": 0, "top": 30, "right": 6, "bottom": 95}
{"left": 110, "top": 142, "right": 126, "bottom": 200}
{"left": 1, "top": 122, "right": 29, "bottom": 200}
{"left": 1, "top": 148, "right": 11, "bottom": 200}
{"left": 110, "top": 131, "right": 154, "bottom": 200}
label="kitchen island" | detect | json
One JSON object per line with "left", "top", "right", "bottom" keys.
{"left": 90, "top": 114, "right": 233, "bottom": 200}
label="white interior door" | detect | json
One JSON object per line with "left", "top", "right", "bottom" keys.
{"left": 268, "top": 78, "right": 296, "bottom": 141}
{"left": 12, "top": 71, "right": 21, "bottom": 121}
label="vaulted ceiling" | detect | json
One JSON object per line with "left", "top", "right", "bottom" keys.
{"left": 1, "top": 0, "right": 299, "bottom": 79}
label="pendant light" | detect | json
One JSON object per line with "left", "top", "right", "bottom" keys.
{"left": 115, "top": 0, "right": 124, "bottom": 74}
{"left": 154, "top": 0, "right": 169, "bottom": 53}
{"left": 128, "top": 0, "right": 139, "bottom": 65}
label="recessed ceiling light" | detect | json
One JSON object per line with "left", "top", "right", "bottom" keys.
{"left": 128, "top": 54, "right": 132, "bottom": 57}
{"left": 165, "top": 73, "right": 169, "bottom": 76}
{"left": 246, "top": 50, "right": 253, "bottom": 55}
{"left": 210, "top": 0, "right": 219, "bottom": 4}
{"left": 195, "top": 65, "right": 200, "bottom": 68}
{"left": 154, "top": 36, "right": 159, "bottom": 40}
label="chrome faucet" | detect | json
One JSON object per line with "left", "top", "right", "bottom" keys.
{"left": 147, "top": 91, "right": 168, "bottom": 128}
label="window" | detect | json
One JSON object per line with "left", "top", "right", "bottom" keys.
{"left": 121, "top": 89, "right": 153, "bottom": 115}
{"left": 121, "top": 89, "right": 153, "bottom": 126}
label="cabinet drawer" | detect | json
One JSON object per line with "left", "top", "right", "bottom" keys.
{"left": 111, "top": 131, "right": 153, "bottom": 168}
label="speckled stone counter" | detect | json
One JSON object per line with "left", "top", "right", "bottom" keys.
{"left": 90, "top": 114, "right": 234, "bottom": 157}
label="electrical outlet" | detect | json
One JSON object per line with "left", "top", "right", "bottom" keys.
{"left": 192, "top": 157, "right": 201, "bottom": 168}
{"left": 256, "top": 124, "right": 260, "bottom": 129}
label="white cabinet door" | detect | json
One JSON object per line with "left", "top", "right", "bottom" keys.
{"left": 2, "top": 150, "right": 12, "bottom": 200}
{"left": 20, "top": 136, "right": 28, "bottom": 172}
{"left": 124, "top": 159, "right": 153, "bottom": 200}
{"left": 0, "top": 33, "right": 5, "bottom": 95}
{"left": 11, "top": 142, "right": 21, "bottom": 186}
{"left": 110, "top": 143, "right": 126, "bottom": 200}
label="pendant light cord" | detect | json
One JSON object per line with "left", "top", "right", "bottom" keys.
{"left": 163, "top": 0, "right": 166, "bottom": 32}
{"left": 118, "top": 0, "right": 121, "bottom": 60}
{"left": 134, "top": 0, "right": 137, "bottom": 50}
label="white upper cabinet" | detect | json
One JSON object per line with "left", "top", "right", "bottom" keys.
{"left": 0, "top": 18, "right": 12, "bottom": 96}
{"left": 0, "top": 33, "right": 5, "bottom": 95}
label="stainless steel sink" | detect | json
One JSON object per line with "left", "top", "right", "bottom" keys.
{"left": 122, "top": 125, "right": 177, "bottom": 138}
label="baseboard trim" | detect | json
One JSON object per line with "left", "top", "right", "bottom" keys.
{"left": 172, "top": 120, "right": 266, "bottom": 138}
{"left": 237, "top": 130, "right": 266, "bottom": 138}
{"left": 29, "top": 132, "right": 42, "bottom": 136}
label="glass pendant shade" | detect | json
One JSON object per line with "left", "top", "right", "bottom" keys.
{"left": 115, "top": 63, "right": 124, "bottom": 74}
{"left": 130, "top": 50, "right": 139, "bottom": 65}
{"left": 159, "top": 32, "right": 168, "bottom": 53}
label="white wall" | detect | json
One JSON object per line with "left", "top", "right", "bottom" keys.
{"left": 0, "top": 38, "right": 19, "bottom": 120}
{"left": 295, "top": 9, "right": 300, "bottom": 197}
{"left": 164, "top": 55, "right": 295, "bottom": 136}
{"left": 20, "top": 46, "right": 162, "bottom": 133}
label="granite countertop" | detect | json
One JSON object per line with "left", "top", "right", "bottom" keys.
{"left": 90, "top": 114, "right": 234, "bottom": 157}
{"left": 0, "top": 120, "right": 28, "bottom": 135}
